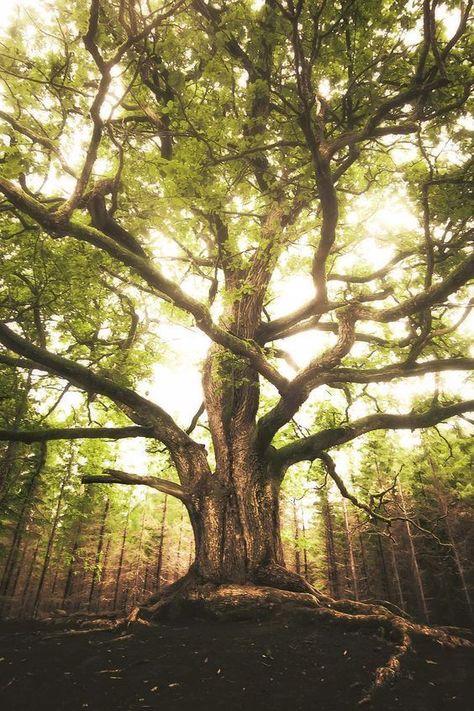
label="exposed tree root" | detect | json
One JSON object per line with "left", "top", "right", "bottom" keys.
{"left": 133, "top": 579, "right": 474, "bottom": 705}
{"left": 42, "top": 576, "right": 473, "bottom": 705}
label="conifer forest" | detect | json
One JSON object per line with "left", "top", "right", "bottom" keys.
{"left": 0, "top": 1, "right": 473, "bottom": 709}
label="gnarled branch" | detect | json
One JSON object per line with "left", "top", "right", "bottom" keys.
{"left": 0, "top": 322, "right": 191, "bottom": 449}
{"left": 274, "top": 400, "right": 474, "bottom": 467}
{"left": 82, "top": 468, "right": 188, "bottom": 501}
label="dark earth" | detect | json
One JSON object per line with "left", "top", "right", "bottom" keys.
{"left": 1, "top": 617, "right": 473, "bottom": 710}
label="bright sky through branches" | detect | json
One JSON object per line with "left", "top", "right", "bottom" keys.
{"left": 1, "top": 0, "right": 472, "bottom": 478}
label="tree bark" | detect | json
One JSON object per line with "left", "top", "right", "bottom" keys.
{"left": 155, "top": 494, "right": 168, "bottom": 591}
{"left": 398, "top": 481, "right": 430, "bottom": 623}
{"left": 88, "top": 497, "right": 110, "bottom": 611}
{"left": 342, "top": 498, "right": 359, "bottom": 600}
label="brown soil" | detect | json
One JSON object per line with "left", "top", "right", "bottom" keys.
{"left": 0, "top": 616, "right": 472, "bottom": 711}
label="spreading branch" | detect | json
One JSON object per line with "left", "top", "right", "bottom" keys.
{"left": 82, "top": 468, "right": 188, "bottom": 501}
{"left": 0, "top": 322, "right": 191, "bottom": 449}
{"left": 274, "top": 400, "right": 474, "bottom": 467}
{"left": 0, "top": 177, "right": 288, "bottom": 393}
{"left": 325, "top": 358, "right": 474, "bottom": 387}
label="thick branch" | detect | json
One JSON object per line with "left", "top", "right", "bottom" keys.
{"left": 0, "top": 322, "right": 191, "bottom": 448}
{"left": 325, "top": 358, "right": 474, "bottom": 386}
{"left": 0, "top": 177, "right": 287, "bottom": 392}
{"left": 82, "top": 468, "right": 187, "bottom": 501}
{"left": 274, "top": 400, "right": 474, "bottom": 467}
{"left": 260, "top": 250, "right": 474, "bottom": 344}
{"left": 373, "top": 253, "right": 474, "bottom": 323}
{"left": 257, "top": 303, "right": 360, "bottom": 451}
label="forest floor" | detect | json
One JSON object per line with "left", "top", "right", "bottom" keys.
{"left": 0, "top": 616, "right": 473, "bottom": 711}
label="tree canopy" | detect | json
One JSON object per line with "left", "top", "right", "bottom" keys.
{"left": 0, "top": 0, "right": 473, "bottom": 590}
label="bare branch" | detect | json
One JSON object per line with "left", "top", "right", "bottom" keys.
{"left": 318, "top": 452, "right": 451, "bottom": 545}
{"left": 82, "top": 467, "right": 188, "bottom": 501}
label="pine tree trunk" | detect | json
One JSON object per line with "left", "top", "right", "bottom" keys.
{"left": 301, "top": 510, "right": 309, "bottom": 580}
{"left": 388, "top": 537, "right": 406, "bottom": 612}
{"left": 32, "top": 449, "right": 73, "bottom": 618}
{"left": 428, "top": 456, "right": 473, "bottom": 624}
{"left": 96, "top": 537, "right": 111, "bottom": 613}
{"left": 174, "top": 508, "right": 185, "bottom": 580}
{"left": 19, "top": 537, "right": 41, "bottom": 617}
{"left": 320, "top": 488, "right": 340, "bottom": 598}
{"left": 357, "top": 527, "right": 371, "bottom": 599}
{"left": 155, "top": 494, "right": 168, "bottom": 591}
{"left": 292, "top": 498, "right": 301, "bottom": 575}
{"left": 88, "top": 498, "right": 110, "bottom": 611}
{"left": 0, "top": 442, "right": 46, "bottom": 607}
{"left": 376, "top": 533, "right": 392, "bottom": 602}
{"left": 342, "top": 498, "right": 359, "bottom": 600}
{"left": 444, "top": 511, "right": 474, "bottom": 623}
{"left": 398, "top": 481, "right": 430, "bottom": 622}
{"left": 113, "top": 502, "right": 131, "bottom": 610}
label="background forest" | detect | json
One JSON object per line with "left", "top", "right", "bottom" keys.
{"left": 1, "top": 423, "right": 472, "bottom": 625}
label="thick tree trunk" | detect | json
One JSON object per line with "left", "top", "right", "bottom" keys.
{"left": 179, "top": 346, "right": 287, "bottom": 589}
{"left": 149, "top": 343, "right": 312, "bottom": 598}
{"left": 187, "top": 467, "right": 283, "bottom": 585}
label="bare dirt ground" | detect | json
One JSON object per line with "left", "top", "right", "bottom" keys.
{"left": 0, "top": 617, "right": 472, "bottom": 710}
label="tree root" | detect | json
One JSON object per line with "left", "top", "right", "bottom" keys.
{"left": 133, "top": 580, "right": 474, "bottom": 705}
{"left": 41, "top": 577, "right": 473, "bottom": 705}
{"left": 300, "top": 596, "right": 473, "bottom": 705}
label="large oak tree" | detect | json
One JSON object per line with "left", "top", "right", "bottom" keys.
{"left": 0, "top": 0, "right": 473, "bottom": 603}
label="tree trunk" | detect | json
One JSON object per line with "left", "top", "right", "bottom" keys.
{"left": 389, "top": 537, "right": 406, "bottom": 613}
{"left": 320, "top": 488, "right": 340, "bottom": 598}
{"left": 342, "top": 497, "right": 359, "bottom": 600}
{"left": 376, "top": 533, "right": 392, "bottom": 602}
{"left": 301, "top": 509, "right": 309, "bottom": 580}
{"left": 113, "top": 500, "right": 131, "bottom": 610}
{"left": 186, "top": 468, "right": 283, "bottom": 586}
{"left": 398, "top": 481, "right": 430, "bottom": 623}
{"left": 32, "top": 448, "right": 73, "bottom": 618}
{"left": 0, "top": 442, "right": 46, "bottom": 605}
{"left": 88, "top": 497, "right": 110, "bottom": 611}
{"left": 155, "top": 494, "right": 168, "bottom": 591}
{"left": 292, "top": 498, "right": 301, "bottom": 575}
